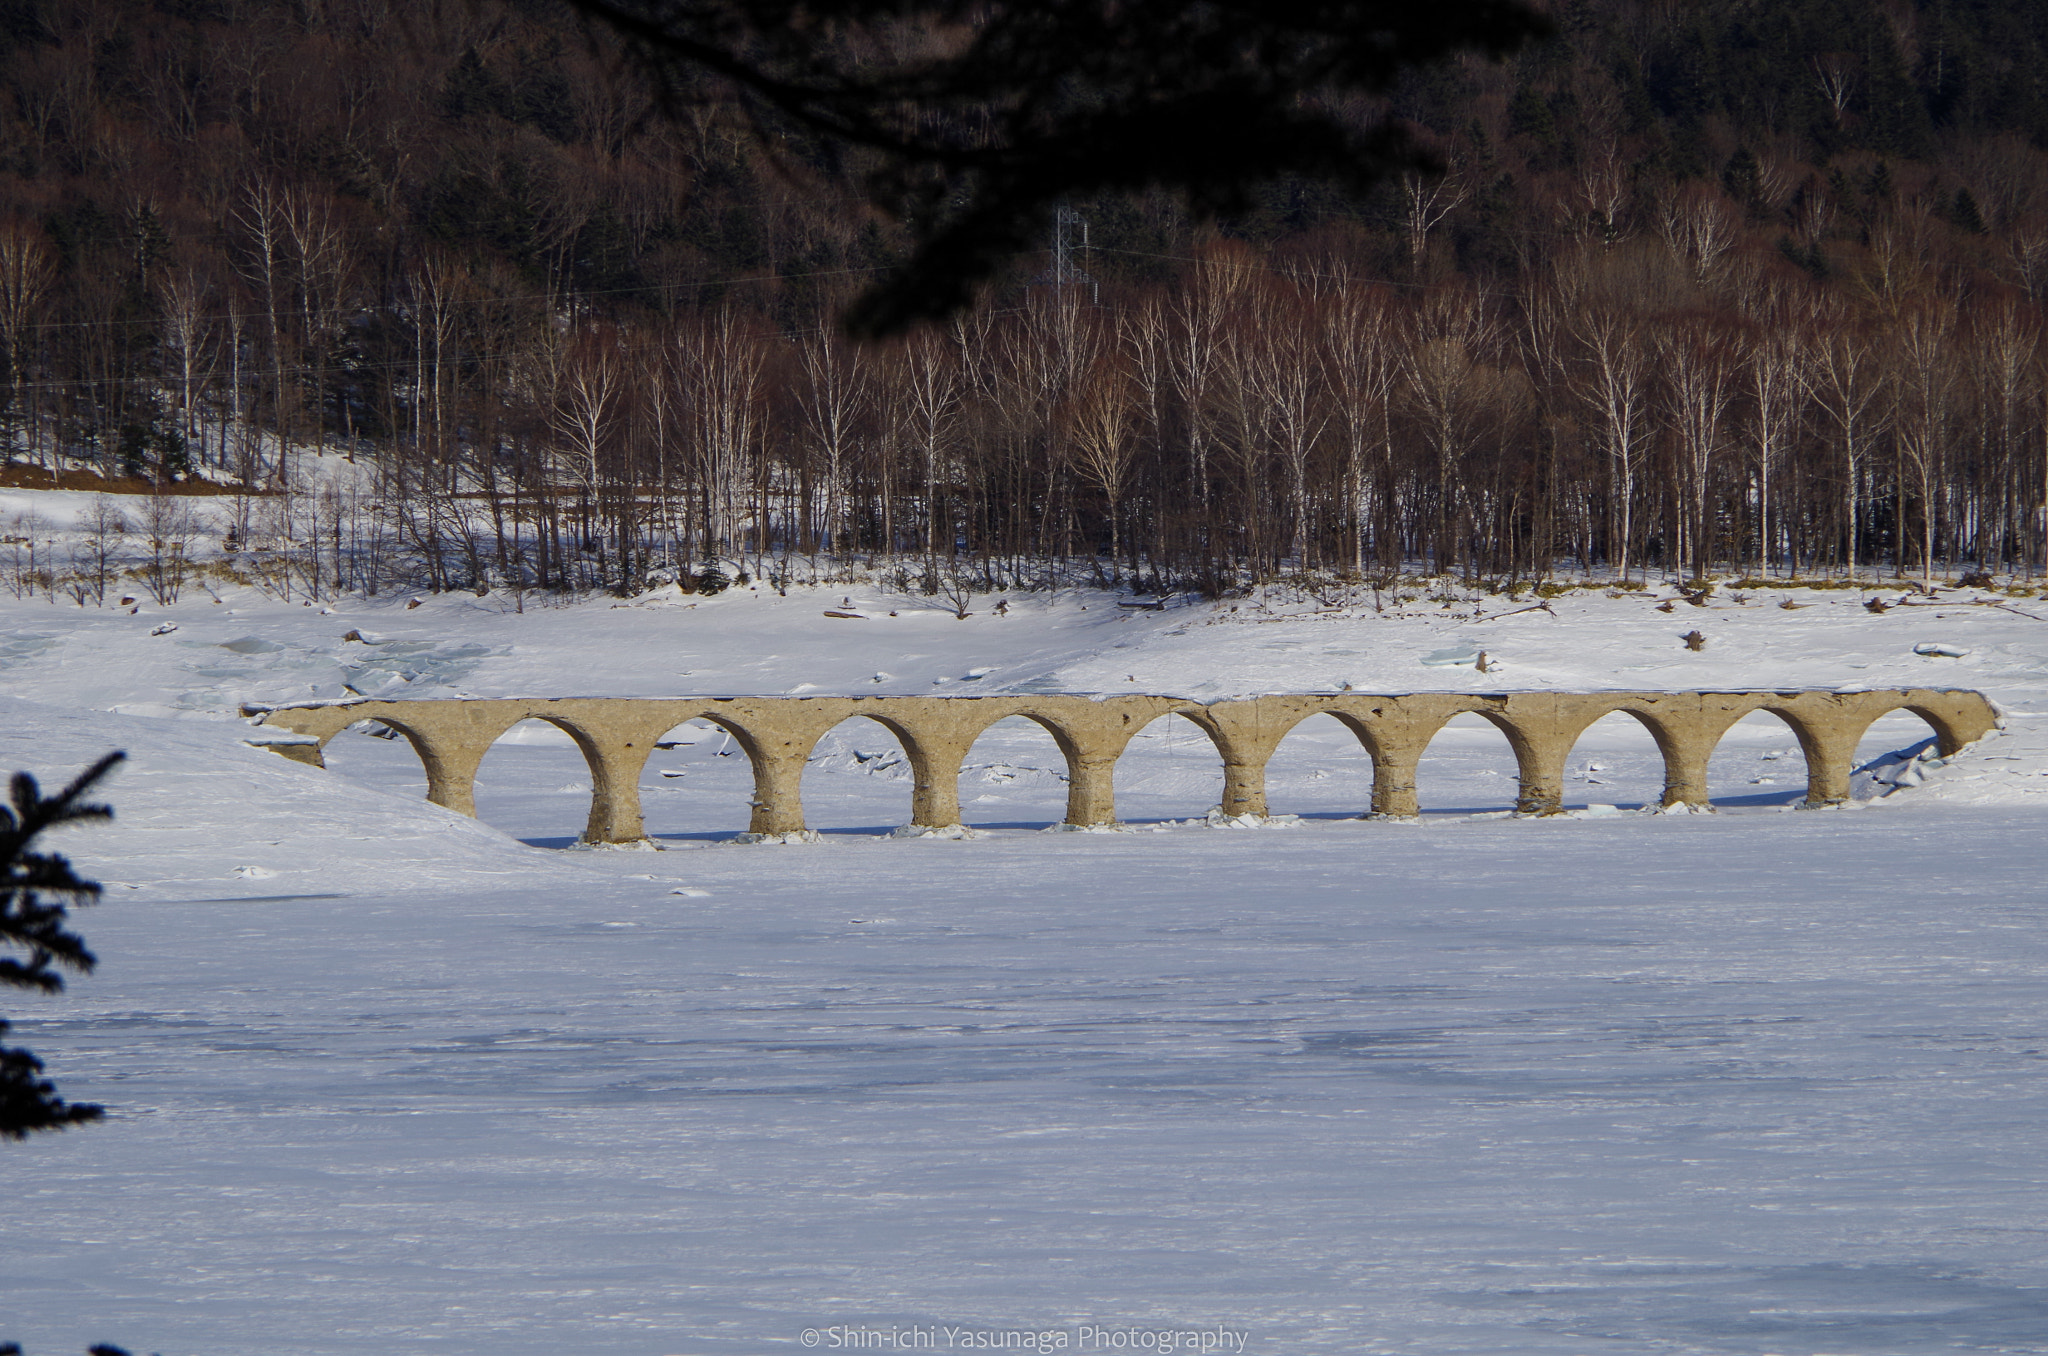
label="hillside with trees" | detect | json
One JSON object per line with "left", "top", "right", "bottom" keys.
{"left": 4, "top": 0, "right": 2048, "bottom": 598}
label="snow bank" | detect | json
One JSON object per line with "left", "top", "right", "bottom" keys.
{"left": 0, "top": 695, "right": 582, "bottom": 901}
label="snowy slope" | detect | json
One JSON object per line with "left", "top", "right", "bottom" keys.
{"left": 5, "top": 568, "right": 2045, "bottom": 831}
{"left": 1, "top": 551, "right": 2045, "bottom": 1356}
{"left": 0, "top": 696, "right": 583, "bottom": 901}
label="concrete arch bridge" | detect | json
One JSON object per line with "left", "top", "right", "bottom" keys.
{"left": 245, "top": 689, "right": 1998, "bottom": 846}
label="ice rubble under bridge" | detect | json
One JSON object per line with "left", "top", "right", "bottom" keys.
{"left": 242, "top": 688, "right": 1999, "bottom": 845}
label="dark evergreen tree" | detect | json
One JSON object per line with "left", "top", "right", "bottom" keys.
{"left": 0, "top": 751, "right": 122, "bottom": 1141}
{"left": 1723, "top": 146, "right": 1763, "bottom": 214}
{"left": 1952, "top": 186, "right": 1988, "bottom": 234}
{"left": 0, "top": 755, "right": 153, "bottom": 1356}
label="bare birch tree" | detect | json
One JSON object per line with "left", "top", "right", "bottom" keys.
{"left": 680, "top": 309, "right": 764, "bottom": 562}
{"left": 0, "top": 223, "right": 53, "bottom": 468}
{"left": 1658, "top": 311, "right": 1738, "bottom": 580}
{"left": 1322, "top": 283, "right": 1403, "bottom": 575}
{"left": 1568, "top": 304, "right": 1655, "bottom": 579}
{"left": 1800, "top": 301, "right": 1891, "bottom": 579}
{"left": 1740, "top": 324, "right": 1803, "bottom": 577}
{"left": 1248, "top": 285, "right": 1331, "bottom": 569}
{"left": 1892, "top": 295, "right": 1959, "bottom": 581}
{"left": 156, "top": 268, "right": 217, "bottom": 470}
{"left": 793, "top": 328, "right": 871, "bottom": 556}
{"left": 1066, "top": 346, "right": 1137, "bottom": 581}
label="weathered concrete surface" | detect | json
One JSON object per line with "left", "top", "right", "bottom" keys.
{"left": 244, "top": 689, "right": 2001, "bottom": 845}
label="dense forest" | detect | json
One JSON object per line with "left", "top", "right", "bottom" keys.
{"left": 5, "top": 0, "right": 2048, "bottom": 599}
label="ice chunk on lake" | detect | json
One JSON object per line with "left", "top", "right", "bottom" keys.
{"left": 1914, "top": 641, "right": 1970, "bottom": 657}
{"left": 1854, "top": 737, "right": 1944, "bottom": 798}
{"left": 889, "top": 823, "right": 986, "bottom": 839}
{"left": 1420, "top": 646, "right": 1482, "bottom": 667}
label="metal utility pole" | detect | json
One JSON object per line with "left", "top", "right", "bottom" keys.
{"left": 1047, "top": 206, "right": 1097, "bottom": 305}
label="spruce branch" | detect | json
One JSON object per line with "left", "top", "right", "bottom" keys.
{"left": 0, "top": 751, "right": 123, "bottom": 1141}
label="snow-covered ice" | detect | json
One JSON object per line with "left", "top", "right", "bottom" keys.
{"left": 2, "top": 569, "right": 2046, "bottom": 1354}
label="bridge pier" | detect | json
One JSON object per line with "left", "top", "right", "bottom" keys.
{"left": 909, "top": 744, "right": 970, "bottom": 829}
{"left": 1190, "top": 704, "right": 1277, "bottom": 819}
{"left": 1654, "top": 737, "right": 1720, "bottom": 811}
{"left": 1063, "top": 755, "right": 1120, "bottom": 826}
{"left": 419, "top": 737, "right": 489, "bottom": 819}
{"left": 1512, "top": 740, "right": 1570, "bottom": 815}
{"left": 579, "top": 739, "right": 654, "bottom": 844}
{"left": 1368, "top": 747, "right": 1422, "bottom": 819}
{"left": 746, "top": 750, "right": 813, "bottom": 837}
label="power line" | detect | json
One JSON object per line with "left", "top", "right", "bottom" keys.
{"left": 7, "top": 256, "right": 902, "bottom": 339}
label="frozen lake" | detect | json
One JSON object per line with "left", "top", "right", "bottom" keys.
{"left": 8, "top": 804, "right": 2046, "bottom": 1355}
{"left": 2, "top": 573, "right": 2045, "bottom": 1354}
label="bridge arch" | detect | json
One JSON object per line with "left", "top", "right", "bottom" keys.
{"left": 346, "top": 713, "right": 433, "bottom": 773}
{"left": 954, "top": 713, "right": 1080, "bottom": 828}
{"left": 1706, "top": 706, "right": 1818, "bottom": 808}
{"left": 679, "top": 709, "right": 772, "bottom": 771}
{"left": 1114, "top": 707, "right": 1231, "bottom": 822}
{"left": 317, "top": 716, "right": 433, "bottom": 803}
{"left": 470, "top": 715, "right": 620, "bottom": 846}
{"left": 637, "top": 713, "right": 769, "bottom": 843}
{"left": 1259, "top": 704, "right": 1391, "bottom": 759}
{"left": 1848, "top": 697, "right": 1979, "bottom": 758}
{"left": 970, "top": 708, "right": 1087, "bottom": 766}
{"left": 331, "top": 708, "right": 522, "bottom": 820}
{"left": 1414, "top": 705, "right": 1533, "bottom": 815}
{"left": 1261, "top": 711, "right": 1379, "bottom": 819}
{"left": 1848, "top": 705, "right": 1951, "bottom": 798}
{"left": 798, "top": 712, "right": 926, "bottom": 834}
{"left": 1557, "top": 703, "right": 1687, "bottom": 811}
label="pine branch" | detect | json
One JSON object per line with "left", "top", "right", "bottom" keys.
{"left": 0, "top": 752, "right": 123, "bottom": 996}
{"left": 567, "top": 0, "right": 1552, "bottom": 335}
{"left": 0, "top": 751, "right": 122, "bottom": 1141}
{"left": 0, "top": 1031, "right": 103, "bottom": 1140}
